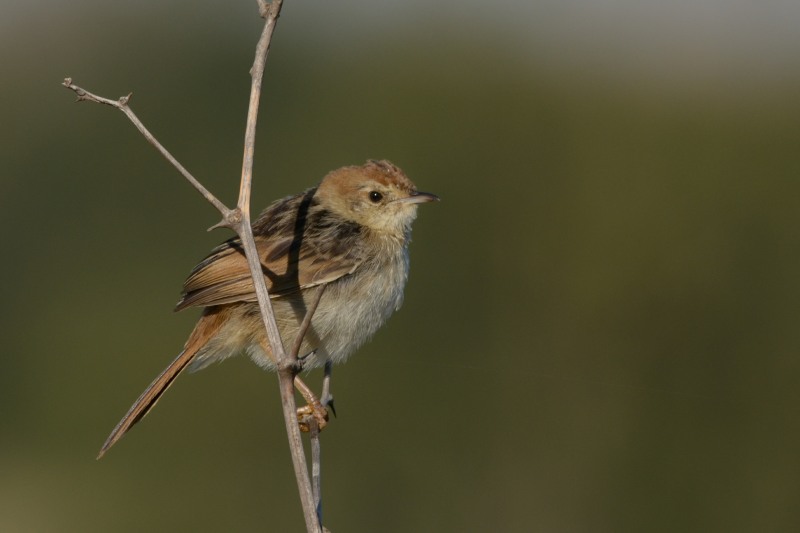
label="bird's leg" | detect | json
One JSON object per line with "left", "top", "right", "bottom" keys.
{"left": 294, "top": 374, "right": 329, "bottom": 432}
{"left": 320, "top": 360, "right": 335, "bottom": 417}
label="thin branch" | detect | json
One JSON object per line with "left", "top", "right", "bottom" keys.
{"left": 290, "top": 285, "right": 326, "bottom": 360}
{"left": 309, "top": 418, "right": 323, "bottom": 525}
{"left": 228, "top": 2, "right": 321, "bottom": 532}
{"left": 293, "top": 285, "right": 326, "bottom": 522}
{"left": 240, "top": 0, "right": 282, "bottom": 220}
{"left": 61, "top": 78, "right": 230, "bottom": 217}
{"left": 289, "top": 284, "right": 327, "bottom": 526}
{"left": 235, "top": 0, "right": 287, "bottom": 368}
{"left": 64, "top": 1, "right": 324, "bottom": 531}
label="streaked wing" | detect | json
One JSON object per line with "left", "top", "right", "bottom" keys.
{"left": 175, "top": 234, "right": 361, "bottom": 311}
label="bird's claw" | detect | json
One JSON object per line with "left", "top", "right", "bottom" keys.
{"left": 297, "top": 402, "right": 329, "bottom": 432}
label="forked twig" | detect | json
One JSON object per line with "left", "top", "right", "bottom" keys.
{"left": 289, "top": 284, "right": 327, "bottom": 520}
{"left": 61, "top": 79, "right": 228, "bottom": 216}
{"left": 64, "top": 2, "right": 324, "bottom": 532}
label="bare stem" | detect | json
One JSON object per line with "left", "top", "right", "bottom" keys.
{"left": 63, "top": 1, "right": 323, "bottom": 531}
{"left": 291, "top": 285, "right": 327, "bottom": 519}
{"left": 310, "top": 418, "right": 323, "bottom": 525}
{"left": 290, "top": 285, "right": 326, "bottom": 359}
{"left": 236, "top": 0, "right": 287, "bottom": 368}
{"left": 61, "top": 78, "right": 229, "bottom": 217}
{"left": 229, "top": 2, "right": 321, "bottom": 532}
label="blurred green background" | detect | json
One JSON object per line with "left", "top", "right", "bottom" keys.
{"left": 2, "top": 0, "right": 800, "bottom": 531}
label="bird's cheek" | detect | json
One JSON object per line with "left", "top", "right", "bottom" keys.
{"left": 349, "top": 201, "right": 366, "bottom": 214}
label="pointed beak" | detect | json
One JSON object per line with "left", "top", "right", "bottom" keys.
{"left": 396, "top": 191, "right": 440, "bottom": 204}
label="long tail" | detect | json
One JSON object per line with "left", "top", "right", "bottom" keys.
{"left": 97, "top": 308, "right": 227, "bottom": 459}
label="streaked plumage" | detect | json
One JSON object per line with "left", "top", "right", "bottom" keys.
{"left": 98, "top": 160, "right": 437, "bottom": 457}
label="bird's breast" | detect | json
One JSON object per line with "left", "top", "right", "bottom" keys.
{"left": 307, "top": 245, "right": 410, "bottom": 365}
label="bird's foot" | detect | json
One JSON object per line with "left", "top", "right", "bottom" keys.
{"left": 297, "top": 400, "right": 329, "bottom": 433}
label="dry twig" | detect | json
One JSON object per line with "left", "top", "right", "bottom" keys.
{"left": 64, "top": 1, "right": 325, "bottom": 531}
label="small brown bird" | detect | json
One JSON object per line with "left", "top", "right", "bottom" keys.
{"left": 98, "top": 160, "right": 437, "bottom": 458}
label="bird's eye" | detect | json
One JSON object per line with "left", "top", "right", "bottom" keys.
{"left": 368, "top": 191, "right": 383, "bottom": 203}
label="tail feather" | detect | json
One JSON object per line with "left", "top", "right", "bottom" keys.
{"left": 97, "top": 349, "right": 195, "bottom": 459}
{"left": 97, "top": 308, "right": 227, "bottom": 459}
